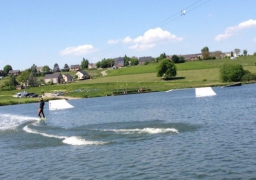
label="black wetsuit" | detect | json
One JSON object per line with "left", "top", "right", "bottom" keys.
{"left": 40, "top": 100, "right": 45, "bottom": 109}
{"left": 38, "top": 100, "right": 45, "bottom": 118}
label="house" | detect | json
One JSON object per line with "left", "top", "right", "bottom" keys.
{"left": 181, "top": 54, "right": 200, "bottom": 61}
{"left": 114, "top": 57, "right": 125, "bottom": 68}
{"left": 76, "top": 70, "right": 90, "bottom": 80}
{"left": 70, "top": 65, "right": 80, "bottom": 71}
{"left": 36, "top": 66, "right": 44, "bottom": 73}
{"left": 167, "top": 54, "right": 201, "bottom": 61}
{"left": 138, "top": 56, "right": 153, "bottom": 65}
{"left": 44, "top": 73, "right": 63, "bottom": 84}
{"left": 16, "top": 85, "right": 24, "bottom": 90}
{"left": 8, "top": 70, "right": 21, "bottom": 76}
{"left": 62, "top": 74, "right": 74, "bottom": 82}
{"left": 221, "top": 52, "right": 232, "bottom": 58}
{"left": 88, "top": 63, "right": 97, "bottom": 69}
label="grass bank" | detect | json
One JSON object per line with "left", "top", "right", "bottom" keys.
{"left": 1, "top": 56, "right": 256, "bottom": 106}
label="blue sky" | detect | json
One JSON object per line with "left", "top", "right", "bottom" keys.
{"left": 0, "top": 0, "right": 256, "bottom": 71}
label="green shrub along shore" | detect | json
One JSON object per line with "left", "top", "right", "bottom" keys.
{"left": 1, "top": 56, "right": 256, "bottom": 106}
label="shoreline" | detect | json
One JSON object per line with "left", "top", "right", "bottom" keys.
{"left": 0, "top": 95, "right": 82, "bottom": 107}
{"left": 1, "top": 82, "right": 254, "bottom": 106}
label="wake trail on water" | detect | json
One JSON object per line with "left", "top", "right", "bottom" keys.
{"left": 23, "top": 125, "right": 106, "bottom": 146}
{"left": 0, "top": 113, "right": 39, "bottom": 130}
{"left": 0, "top": 113, "right": 105, "bottom": 146}
{"left": 100, "top": 127, "right": 179, "bottom": 134}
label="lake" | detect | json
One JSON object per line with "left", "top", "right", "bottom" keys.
{"left": 1, "top": 84, "right": 256, "bottom": 179}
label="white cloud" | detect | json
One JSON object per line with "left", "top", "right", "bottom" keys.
{"left": 107, "top": 27, "right": 182, "bottom": 50}
{"left": 123, "top": 36, "right": 132, "bottom": 44}
{"left": 129, "top": 44, "right": 155, "bottom": 50}
{"left": 108, "top": 28, "right": 183, "bottom": 50}
{"left": 215, "top": 19, "right": 256, "bottom": 41}
{"left": 131, "top": 27, "right": 182, "bottom": 50}
{"left": 60, "top": 44, "right": 96, "bottom": 55}
{"left": 107, "top": 36, "right": 132, "bottom": 44}
{"left": 107, "top": 39, "right": 120, "bottom": 44}
{"left": 134, "top": 27, "right": 182, "bottom": 44}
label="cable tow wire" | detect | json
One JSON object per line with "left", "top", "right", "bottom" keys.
{"left": 96, "top": 0, "right": 211, "bottom": 59}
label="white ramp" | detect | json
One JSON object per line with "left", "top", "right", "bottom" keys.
{"left": 49, "top": 99, "right": 74, "bottom": 110}
{"left": 195, "top": 87, "right": 216, "bottom": 97}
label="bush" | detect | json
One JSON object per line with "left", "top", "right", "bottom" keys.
{"left": 157, "top": 58, "right": 177, "bottom": 79}
{"left": 144, "top": 61, "right": 149, "bottom": 65}
{"left": 171, "top": 55, "right": 185, "bottom": 63}
{"left": 61, "top": 68, "right": 70, "bottom": 72}
{"left": 220, "top": 63, "right": 245, "bottom": 82}
{"left": 241, "top": 70, "right": 256, "bottom": 81}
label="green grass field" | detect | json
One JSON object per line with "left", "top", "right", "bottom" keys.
{"left": 1, "top": 56, "right": 256, "bottom": 105}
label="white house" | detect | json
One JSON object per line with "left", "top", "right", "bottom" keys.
{"left": 76, "top": 70, "right": 90, "bottom": 80}
{"left": 88, "top": 63, "right": 97, "bottom": 69}
{"left": 62, "top": 74, "right": 74, "bottom": 82}
{"left": 44, "top": 73, "right": 63, "bottom": 84}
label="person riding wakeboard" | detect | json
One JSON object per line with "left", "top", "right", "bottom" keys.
{"left": 38, "top": 98, "right": 45, "bottom": 119}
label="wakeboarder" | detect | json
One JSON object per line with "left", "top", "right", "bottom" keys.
{"left": 38, "top": 98, "right": 45, "bottom": 119}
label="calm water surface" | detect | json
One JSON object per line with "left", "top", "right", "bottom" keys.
{"left": 1, "top": 84, "right": 256, "bottom": 179}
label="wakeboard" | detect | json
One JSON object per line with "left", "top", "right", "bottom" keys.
{"left": 38, "top": 117, "right": 46, "bottom": 125}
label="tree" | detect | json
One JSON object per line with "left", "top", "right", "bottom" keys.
{"left": 17, "top": 69, "right": 30, "bottom": 85}
{"left": 61, "top": 64, "right": 70, "bottom": 72}
{"left": 202, "top": 47, "right": 209, "bottom": 52}
{"left": 254, "top": 52, "right": 256, "bottom": 56}
{"left": 159, "top": 52, "right": 166, "bottom": 60}
{"left": 124, "top": 55, "right": 129, "bottom": 66}
{"left": 109, "top": 59, "right": 114, "bottom": 67}
{"left": 96, "top": 61, "right": 101, "bottom": 68}
{"left": 241, "top": 70, "right": 256, "bottom": 82}
{"left": 155, "top": 53, "right": 167, "bottom": 62}
{"left": 231, "top": 51, "right": 234, "bottom": 57}
{"left": 61, "top": 64, "right": 69, "bottom": 72}
{"left": 100, "top": 58, "right": 110, "bottom": 68}
{"left": 214, "top": 51, "right": 222, "bottom": 59}
{"left": 124, "top": 55, "right": 138, "bottom": 66}
{"left": 81, "top": 58, "right": 89, "bottom": 69}
{"left": 97, "top": 58, "right": 114, "bottom": 68}
{"left": 3, "top": 65, "right": 12, "bottom": 75}
{"left": 171, "top": 55, "right": 185, "bottom": 63}
{"left": 28, "top": 73, "right": 38, "bottom": 87}
{"left": 31, "top": 64, "right": 37, "bottom": 76}
{"left": 157, "top": 58, "right": 177, "bottom": 79}
{"left": 53, "top": 63, "right": 60, "bottom": 72}
{"left": 234, "top": 48, "right": 240, "bottom": 56}
{"left": 171, "top": 55, "right": 179, "bottom": 63}
{"left": 179, "top": 56, "right": 185, "bottom": 63}
{"left": 201, "top": 46, "right": 210, "bottom": 60}
{"left": 64, "top": 64, "right": 69, "bottom": 69}
{"left": 220, "top": 63, "right": 245, "bottom": 82}
{"left": 243, "top": 50, "right": 248, "bottom": 56}
{"left": 42, "top": 65, "right": 50, "bottom": 73}
{"left": 130, "top": 58, "right": 138, "bottom": 66}
{"left": 144, "top": 61, "right": 149, "bottom": 65}
{"left": 9, "top": 75, "right": 18, "bottom": 89}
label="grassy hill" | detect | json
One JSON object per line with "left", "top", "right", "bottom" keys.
{"left": 1, "top": 56, "right": 256, "bottom": 105}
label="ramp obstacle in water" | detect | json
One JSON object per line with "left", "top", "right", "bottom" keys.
{"left": 195, "top": 87, "right": 216, "bottom": 97}
{"left": 49, "top": 99, "right": 74, "bottom": 110}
